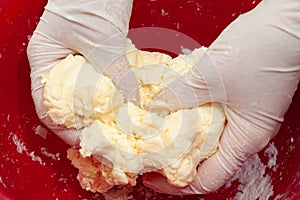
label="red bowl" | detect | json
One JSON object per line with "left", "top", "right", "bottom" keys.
{"left": 0, "top": 0, "right": 299, "bottom": 199}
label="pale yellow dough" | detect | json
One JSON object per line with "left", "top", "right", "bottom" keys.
{"left": 42, "top": 41, "right": 226, "bottom": 189}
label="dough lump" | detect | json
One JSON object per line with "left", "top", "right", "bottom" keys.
{"left": 42, "top": 42, "right": 226, "bottom": 192}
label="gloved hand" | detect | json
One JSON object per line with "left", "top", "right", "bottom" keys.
{"left": 27, "top": 0, "right": 137, "bottom": 145}
{"left": 143, "top": 0, "right": 300, "bottom": 194}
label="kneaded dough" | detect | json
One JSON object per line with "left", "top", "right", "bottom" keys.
{"left": 42, "top": 41, "right": 226, "bottom": 191}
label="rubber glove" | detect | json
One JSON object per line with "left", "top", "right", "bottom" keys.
{"left": 27, "top": 0, "right": 137, "bottom": 145}
{"left": 143, "top": 0, "right": 300, "bottom": 194}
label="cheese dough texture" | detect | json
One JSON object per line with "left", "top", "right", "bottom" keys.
{"left": 43, "top": 42, "right": 226, "bottom": 192}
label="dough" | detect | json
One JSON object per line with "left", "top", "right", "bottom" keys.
{"left": 42, "top": 41, "right": 226, "bottom": 192}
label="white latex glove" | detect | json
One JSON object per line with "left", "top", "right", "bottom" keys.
{"left": 143, "top": 0, "right": 300, "bottom": 194}
{"left": 27, "top": 0, "right": 137, "bottom": 145}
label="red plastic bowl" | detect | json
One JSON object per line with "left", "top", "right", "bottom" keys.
{"left": 0, "top": 0, "right": 299, "bottom": 199}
